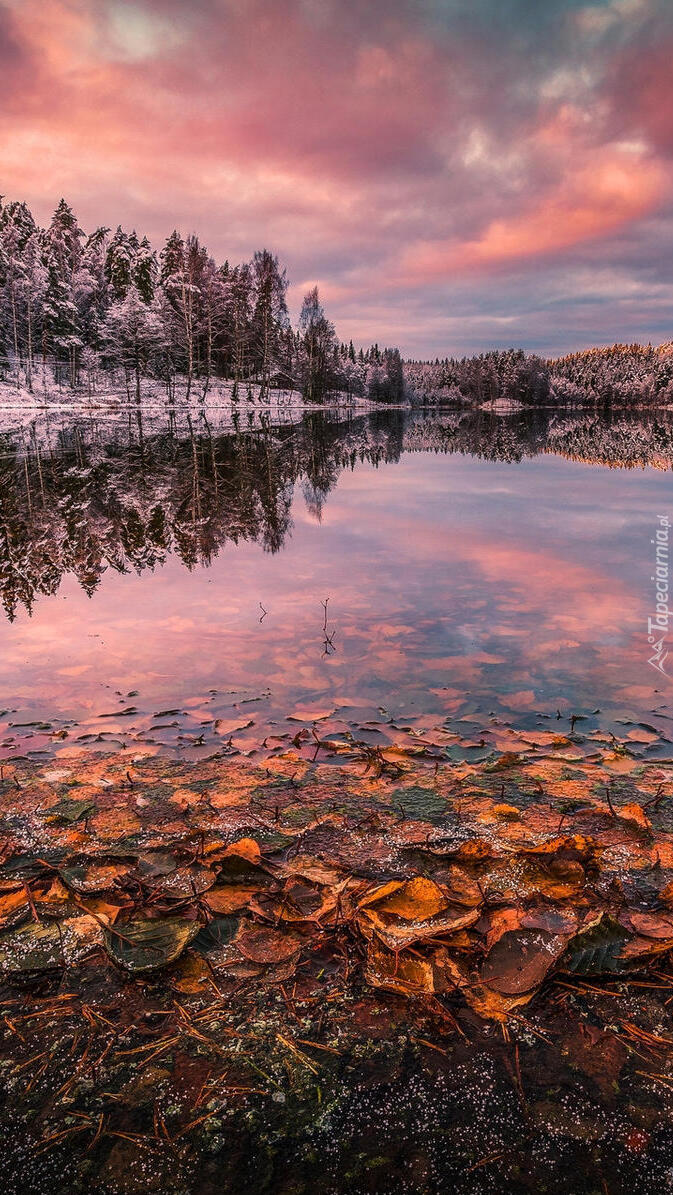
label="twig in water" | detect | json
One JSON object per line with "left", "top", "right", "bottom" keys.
{"left": 644, "top": 783, "right": 669, "bottom": 811}
{"left": 321, "top": 597, "right": 337, "bottom": 656}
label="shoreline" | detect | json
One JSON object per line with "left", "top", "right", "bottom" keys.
{"left": 1, "top": 737, "right": 673, "bottom": 1191}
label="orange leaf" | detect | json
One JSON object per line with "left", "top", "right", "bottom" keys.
{"left": 617, "top": 804, "right": 652, "bottom": 834}
{"left": 205, "top": 884, "right": 261, "bottom": 914}
{"left": 223, "top": 838, "right": 262, "bottom": 866}
{"left": 372, "top": 876, "right": 448, "bottom": 922}
{"left": 365, "top": 941, "right": 436, "bottom": 996}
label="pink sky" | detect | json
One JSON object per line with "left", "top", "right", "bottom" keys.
{"left": 2, "top": 0, "right": 673, "bottom": 356}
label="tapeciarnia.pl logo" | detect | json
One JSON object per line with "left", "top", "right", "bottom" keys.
{"left": 647, "top": 513, "right": 670, "bottom": 678}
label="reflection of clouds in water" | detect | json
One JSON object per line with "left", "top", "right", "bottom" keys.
{"left": 0, "top": 408, "right": 670, "bottom": 753}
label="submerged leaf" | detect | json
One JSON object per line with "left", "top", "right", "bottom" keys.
{"left": 205, "top": 885, "right": 261, "bottom": 914}
{"left": 193, "top": 915, "right": 240, "bottom": 953}
{"left": 46, "top": 797, "right": 95, "bottom": 824}
{"left": 562, "top": 917, "right": 630, "bottom": 975}
{"left": 0, "top": 916, "right": 102, "bottom": 972}
{"left": 481, "top": 929, "right": 566, "bottom": 995}
{"left": 390, "top": 786, "right": 448, "bottom": 822}
{"left": 368, "top": 876, "right": 448, "bottom": 922}
{"left": 365, "top": 940, "right": 436, "bottom": 996}
{"left": 103, "top": 917, "right": 200, "bottom": 972}
{"left": 235, "top": 924, "right": 302, "bottom": 964}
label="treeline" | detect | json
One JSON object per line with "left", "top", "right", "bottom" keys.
{"left": 0, "top": 196, "right": 405, "bottom": 405}
{"left": 405, "top": 343, "right": 673, "bottom": 407}
{"left": 405, "top": 349, "right": 550, "bottom": 406}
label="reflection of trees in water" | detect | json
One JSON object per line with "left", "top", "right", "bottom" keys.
{"left": 1, "top": 405, "right": 671, "bottom": 620}
{"left": 404, "top": 406, "right": 673, "bottom": 467}
{"left": 0, "top": 409, "right": 405, "bottom": 620}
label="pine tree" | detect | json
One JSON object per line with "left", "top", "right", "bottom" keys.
{"left": 251, "top": 250, "right": 288, "bottom": 400}
{"left": 41, "top": 200, "right": 84, "bottom": 384}
{"left": 76, "top": 226, "right": 109, "bottom": 354}
{"left": 159, "top": 231, "right": 200, "bottom": 399}
{"left": 102, "top": 285, "right": 166, "bottom": 403}
{"left": 133, "top": 236, "right": 157, "bottom": 303}
{"left": 224, "top": 263, "right": 253, "bottom": 394}
{"left": 298, "top": 287, "right": 336, "bottom": 404}
{"left": 105, "top": 226, "right": 135, "bottom": 301}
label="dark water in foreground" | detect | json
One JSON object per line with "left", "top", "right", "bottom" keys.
{"left": 0, "top": 404, "right": 671, "bottom": 760}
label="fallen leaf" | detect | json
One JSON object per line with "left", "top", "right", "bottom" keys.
{"left": 205, "top": 884, "right": 261, "bottom": 914}
{"left": 365, "top": 940, "right": 436, "bottom": 996}
{"left": 481, "top": 928, "right": 566, "bottom": 995}
{"left": 287, "top": 707, "right": 335, "bottom": 723}
{"left": 222, "top": 837, "right": 261, "bottom": 866}
{"left": 617, "top": 803, "right": 652, "bottom": 834}
{"left": 370, "top": 876, "right": 449, "bottom": 922}
{"left": 235, "top": 924, "right": 303, "bottom": 965}
{"left": 171, "top": 952, "right": 213, "bottom": 994}
{"left": 104, "top": 918, "right": 200, "bottom": 972}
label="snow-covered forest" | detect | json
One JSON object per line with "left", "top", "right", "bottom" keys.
{"left": 405, "top": 342, "right": 673, "bottom": 406}
{"left": 3, "top": 195, "right": 670, "bottom": 414}
{"left": 0, "top": 196, "right": 405, "bottom": 406}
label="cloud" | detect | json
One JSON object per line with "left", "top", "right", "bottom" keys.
{"left": 1, "top": 0, "right": 672, "bottom": 355}
{"left": 400, "top": 140, "right": 669, "bottom": 278}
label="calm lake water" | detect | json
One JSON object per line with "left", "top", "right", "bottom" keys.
{"left": 0, "top": 405, "right": 671, "bottom": 760}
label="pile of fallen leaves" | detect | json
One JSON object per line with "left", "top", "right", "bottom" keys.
{"left": 1, "top": 732, "right": 672, "bottom": 1024}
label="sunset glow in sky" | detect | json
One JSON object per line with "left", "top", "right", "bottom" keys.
{"left": 2, "top": 0, "right": 673, "bottom": 356}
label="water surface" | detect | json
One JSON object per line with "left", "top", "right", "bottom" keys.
{"left": 0, "top": 405, "right": 671, "bottom": 760}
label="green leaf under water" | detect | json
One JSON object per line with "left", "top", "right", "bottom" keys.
{"left": 103, "top": 917, "right": 200, "bottom": 973}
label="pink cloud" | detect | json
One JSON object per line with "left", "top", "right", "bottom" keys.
{"left": 400, "top": 144, "right": 669, "bottom": 278}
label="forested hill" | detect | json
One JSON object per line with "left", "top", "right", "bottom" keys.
{"left": 405, "top": 342, "right": 673, "bottom": 406}
{"left": 0, "top": 196, "right": 404, "bottom": 405}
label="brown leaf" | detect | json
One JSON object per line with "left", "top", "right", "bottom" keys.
{"left": 358, "top": 880, "right": 404, "bottom": 910}
{"left": 235, "top": 925, "right": 303, "bottom": 965}
{"left": 171, "top": 952, "right": 213, "bottom": 994}
{"left": 360, "top": 904, "right": 480, "bottom": 951}
{"left": 0, "top": 889, "right": 30, "bottom": 930}
{"left": 370, "top": 876, "right": 449, "bottom": 922}
{"left": 365, "top": 941, "right": 436, "bottom": 996}
{"left": 258, "top": 878, "right": 337, "bottom": 924}
{"left": 205, "top": 884, "right": 261, "bottom": 914}
{"left": 481, "top": 928, "right": 566, "bottom": 995}
{"left": 524, "top": 835, "right": 597, "bottom": 862}
{"left": 562, "top": 1023, "right": 628, "bottom": 1098}
{"left": 223, "top": 837, "right": 262, "bottom": 866}
{"left": 276, "top": 855, "right": 345, "bottom": 887}
{"left": 617, "top": 908, "right": 673, "bottom": 940}
{"left": 489, "top": 752, "right": 522, "bottom": 771}
{"left": 492, "top": 804, "right": 521, "bottom": 821}
{"left": 441, "top": 865, "right": 484, "bottom": 908}
{"left": 617, "top": 803, "right": 652, "bottom": 834}
{"left": 521, "top": 908, "right": 579, "bottom": 935}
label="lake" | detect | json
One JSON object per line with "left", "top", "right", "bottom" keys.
{"left": 1, "top": 404, "right": 671, "bottom": 763}
{"left": 3, "top": 401, "right": 673, "bottom": 1195}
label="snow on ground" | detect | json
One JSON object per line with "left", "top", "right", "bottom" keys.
{"left": 0, "top": 377, "right": 377, "bottom": 437}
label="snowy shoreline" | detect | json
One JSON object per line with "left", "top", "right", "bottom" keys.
{"left": 0, "top": 377, "right": 389, "bottom": 435}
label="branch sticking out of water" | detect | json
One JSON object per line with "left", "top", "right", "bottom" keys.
{"left": 321, "top": 597, "right": 336, "bottom": 657}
